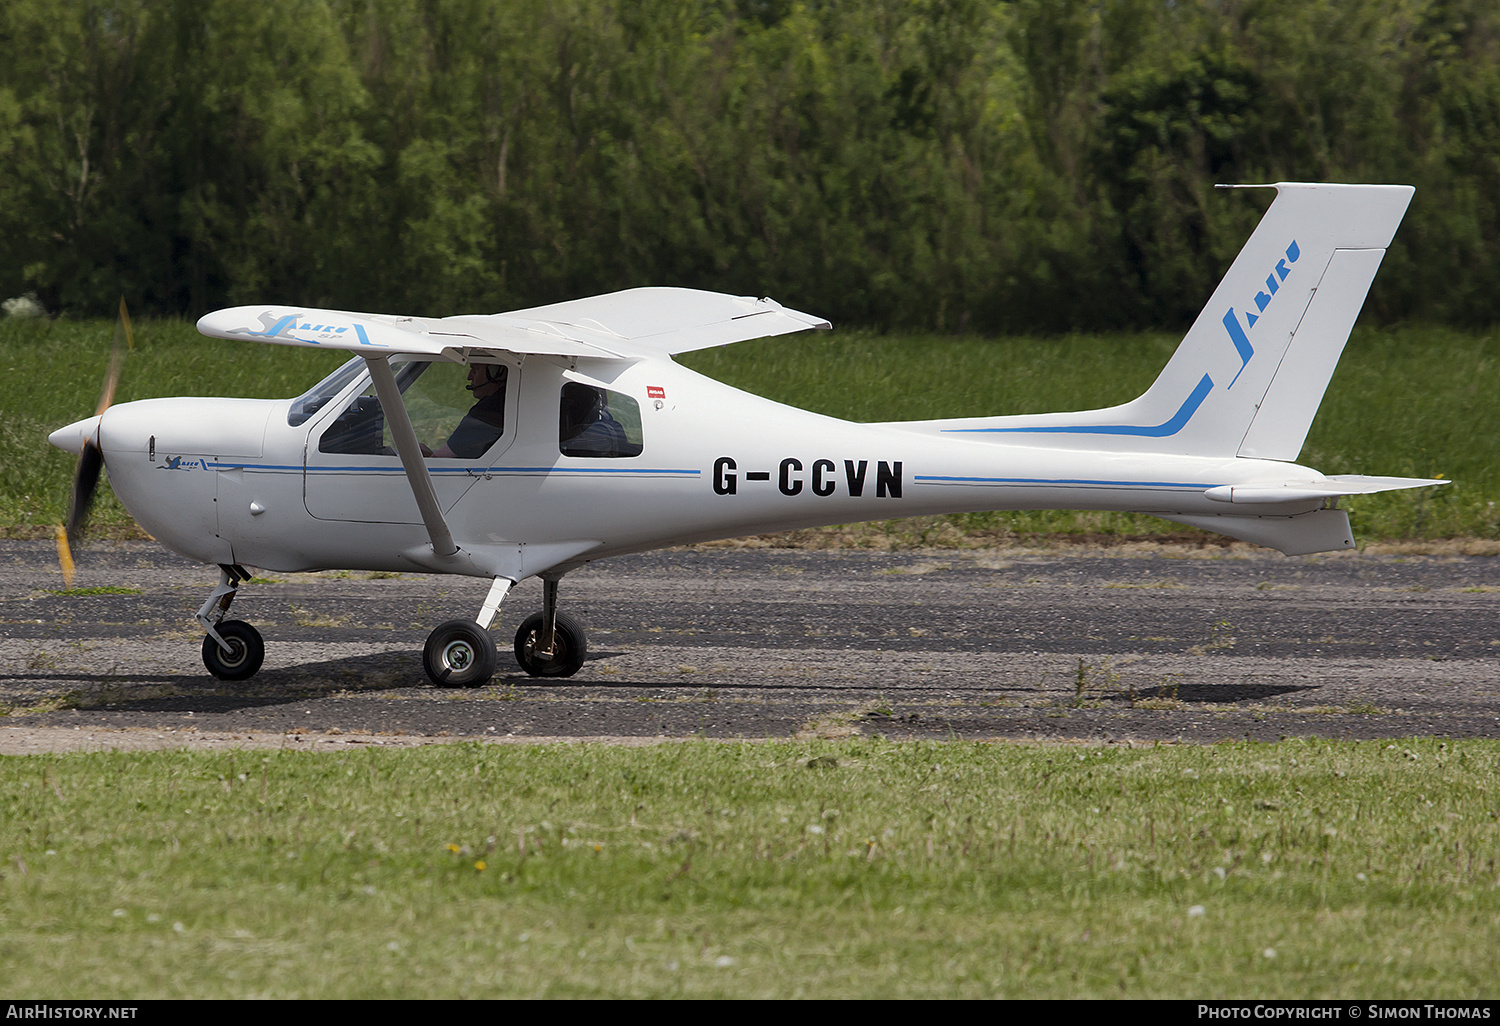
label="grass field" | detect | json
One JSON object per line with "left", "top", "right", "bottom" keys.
{"left": 3, "top": 738, "right": 1497, "bottom": 998}
{"left": 4, "top": 317, "right": 1497, "bottom": 542}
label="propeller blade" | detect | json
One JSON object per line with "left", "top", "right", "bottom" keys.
{"left": 55, "top": 525, "right": 76, "bottom": 589}
{"left": 96, "top": 298, "right": 131, "bottom": 416}
{"left": 55, "top": 298, "right": 133, "bottom": 581}
{"left": 65, "top": 440, "right": 104, "bottom": 546}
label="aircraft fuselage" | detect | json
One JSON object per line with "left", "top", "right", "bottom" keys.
{"left": 94, "top": 352, "right": 1336, "bottom": 582}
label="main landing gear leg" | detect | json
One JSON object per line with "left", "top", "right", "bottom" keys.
{"left": 514, "top": 575, "right": 587, "bottom": 678}
{"left": 420, "top": 574, "right": 588, "bottom": 685}
{"left": 422, "top": 577, "right": 510, "bottom": 688}
{"left": 197, "top": 564, "right": 264, "bottom": 681}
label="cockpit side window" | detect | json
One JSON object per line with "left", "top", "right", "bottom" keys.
{"left": 317, "top": 359, "right": 425, "bottom": 455}
{"left": 559, "top": 382, "right": 643, "bottom": 458}
{"left": 430, "top": 364, "right": 507, "bottom": 458}
{"left": 316, "top": 359, "right": 509, "bottom": 459}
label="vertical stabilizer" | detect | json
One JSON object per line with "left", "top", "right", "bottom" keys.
{"left": 929, "top": 183, "right": 1413, "bottom": 459}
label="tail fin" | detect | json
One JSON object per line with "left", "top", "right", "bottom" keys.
{"left": 936, "top": 183, "right": 1414, "bottom": 459}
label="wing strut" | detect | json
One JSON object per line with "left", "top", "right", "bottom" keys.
{"left": 363, "top": 356, "right": 458, "bottom": 557}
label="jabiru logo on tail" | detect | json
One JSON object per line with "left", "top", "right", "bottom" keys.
{"left": 1222, "top": 240, "right": 1301, "bottom": 387}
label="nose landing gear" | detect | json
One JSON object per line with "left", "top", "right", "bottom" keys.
{"left": 197, "top": 564, "right": 265, "bottom": 681}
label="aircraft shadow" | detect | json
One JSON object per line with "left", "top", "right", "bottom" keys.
{"left": 5, "top": 654, "right": 1317, "bottom": 719}
{"left": 1125, "top": 682, "right": 1315, "bottom": 703}
{"left": 0, "top": 673, "right": 183, "bottom": 686}
{"left": 3, "top": 652, "right": 428, "bottom": 716}
{"left": 5, "top": 649, "right": 775, "bottom": 716}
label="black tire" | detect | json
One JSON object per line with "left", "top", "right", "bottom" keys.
{"left": 513, "top": 611, "right": 587, "bottom": 678}
{"left": 423, "top": 619, "right": 498, "bottom": 687}
{"left": 201, "top": 620, "right": 265, "bottom": 681}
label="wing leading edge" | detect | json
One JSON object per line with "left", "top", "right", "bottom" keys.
{"left": 195, "top": 287, "right": 831, "bottom": 362}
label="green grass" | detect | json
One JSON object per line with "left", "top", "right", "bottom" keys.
{"left": 2, "top": 738, "right": 1497, "bottom": 998}
{"left": 5, "top": 316, "right": 1497, "bottom": 541}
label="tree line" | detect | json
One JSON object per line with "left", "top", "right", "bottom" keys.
{"left": 2, "top": 0, "right": 1498, "bottom": 331}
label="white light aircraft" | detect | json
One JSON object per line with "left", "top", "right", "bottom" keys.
{"left": 49, "top": 183, "right": 1441, "bottom": 686}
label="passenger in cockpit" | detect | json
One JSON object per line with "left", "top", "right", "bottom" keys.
{"left": 559, "top": 382, "right": 631, "bottom": 457}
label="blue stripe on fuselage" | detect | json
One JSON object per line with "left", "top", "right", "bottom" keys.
{"left": 915, "top": 475, "right": 1217, "bottom": 489}
{"left": 942, "top": 373, "right": 1214, "bottom": 438}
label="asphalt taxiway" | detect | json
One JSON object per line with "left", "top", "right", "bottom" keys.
{"left": 2, "top": 540, "right": 1498, "bottom": 750}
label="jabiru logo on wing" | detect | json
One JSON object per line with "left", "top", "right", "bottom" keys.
{"left": 239, "top": 311, "right": 382, "bottom": 347}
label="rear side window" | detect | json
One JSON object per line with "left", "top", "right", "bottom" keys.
{"left": 558, "top": 383, "right": 642, "bottom": 458}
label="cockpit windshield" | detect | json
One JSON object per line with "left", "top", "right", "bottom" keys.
{"left": 287, "top": 356, "right": 366, "bottom": 427}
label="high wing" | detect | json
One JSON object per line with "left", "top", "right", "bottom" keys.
{"left": 195, "top": 287, "right": 831, "bottom": 361}
{"left": 193, "top": 287, "right": 830, "bottom": 572}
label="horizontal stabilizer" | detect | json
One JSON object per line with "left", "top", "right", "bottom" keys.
{"left": 1204, "top": 475, "right": 1446, "bottom": 505}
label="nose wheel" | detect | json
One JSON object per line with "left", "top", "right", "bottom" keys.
{"left": 201, "top": 619, "right": 265, "bottom": 681}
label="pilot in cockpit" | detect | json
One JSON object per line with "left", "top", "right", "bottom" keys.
{"left": 422, "top": 363, "right": 507, "bottom": 459}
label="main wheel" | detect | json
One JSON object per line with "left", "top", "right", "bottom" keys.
{"left": 513, "top": 611, "right": 587, "bottom": 678}
{"left": 423, "top": 619, "right": 498, "bottom": 687}
{"left": 202, "top": 620, "right": 265, "bottom": 681}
